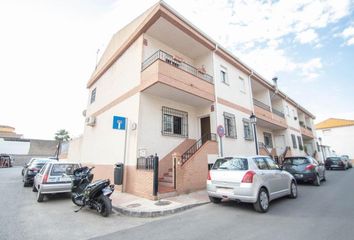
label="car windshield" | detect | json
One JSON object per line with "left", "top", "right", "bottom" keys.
{"left": 50, "top": 164, "right": 79, "bottom": 176}
{"left": 283, "top": 158, "right": 309, "bottom": 165}
{"left": 212, "top": 157, "right": 248, "bottom": 170}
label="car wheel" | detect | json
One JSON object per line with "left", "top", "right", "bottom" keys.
{"left": 253, "top": 188, "right": 269, "bottom": 213}
{"left": 314, "top": 174, "right": 321, "bottom": 186}
{"left": 21, "top": 169, "right": 24, "bottom": 176}
{"left": 37, "top": 191, "right": 44, "bottom": 202}
{"left": 289, "top": 181, "right": 297, "bottom": 199}
{"left": 209, "top": 196, "right": 222, "bottom": 204}
{"left": 32, "top": 184, "right": 38, "bottom": 192}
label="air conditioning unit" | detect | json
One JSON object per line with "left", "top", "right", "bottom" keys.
{"left": 85, "top": 116, "right": 96, "bottom": 127}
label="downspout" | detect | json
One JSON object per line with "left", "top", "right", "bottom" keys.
{"left": 248, "top": 71, "right": 258, "bottom": 155}
{"left": 212, "top": 44, "right": 221, "bottom": 156}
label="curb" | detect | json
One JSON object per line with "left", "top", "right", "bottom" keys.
{"left": 112, "top": 201, "right": 210, "bottom": 218}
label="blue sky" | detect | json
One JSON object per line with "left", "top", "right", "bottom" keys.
{"left": 0, "top": 0, "right": 353, "bottom": 139}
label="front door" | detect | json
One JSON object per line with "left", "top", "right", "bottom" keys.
{"left": 200, "top": 116, "right": 211, "bottom": 144}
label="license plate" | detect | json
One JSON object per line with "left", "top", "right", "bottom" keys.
{"left": 216, "top": 187, "right": 233, "bottom": 194}
{"left": 102, "top": 187, "right": 113, "bottom": 196}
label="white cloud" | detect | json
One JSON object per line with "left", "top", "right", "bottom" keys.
{"left": 299, "top": 58, "right": 323, "bottom": 81}
{"left": 341, "top": 25, "right": 354, "bottom": 45}
{"left": 295, "top": 29, "right": 319, "bottom": 44}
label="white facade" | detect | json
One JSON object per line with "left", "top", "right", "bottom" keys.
{"left": 317, "top": 125, "right": 354, "bottom": 159}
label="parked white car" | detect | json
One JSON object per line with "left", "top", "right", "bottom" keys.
{"left": 207, "top": 155, "right": 297, "bottom": 213}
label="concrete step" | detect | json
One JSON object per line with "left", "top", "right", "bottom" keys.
{"left": 158, "top": 181, "right": 174, "bottom": 188}
{"left": 161, "top": 176, "right": 173, "bottom": 182}
{"left": 163, "top": 172, "right": 173, "bottom": 177}
{"left": 158, "top": 186, "right": 177, "bottom": 199}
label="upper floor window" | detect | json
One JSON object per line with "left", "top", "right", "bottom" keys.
{"left": 239, "top": 76, "right": 246, "bottom": 92}
{"left": 90, "top": 88, "right": 96, "bottom": 104}
{"left": 224, "top": 112, "right": 236, "bottom": 138}
{"left": 162, "top": 107, "right": 188, "bottom": 137}
{"left": 297, "top": 136, "right": 303, "bottom": 150}
{"left": 220, "top": 66, "right": 228, "bottom": 85}
{"left": 243, "top": 119, "right": 253, "bottom": 140}
{"left": 263, "top": 132, "right": 273, "bottom": 148}
{"left": 286, "top": 106, "right": 290, "bottom": 116}
{"left": 291, "top": 134, "right": 297, "bottom": 149}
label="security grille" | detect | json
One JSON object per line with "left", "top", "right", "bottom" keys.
{"left": 162, "top": 107, "right": 188, "bottom": 137}
{"left": 224, "top": 112, "right": 237, "bottom": 138}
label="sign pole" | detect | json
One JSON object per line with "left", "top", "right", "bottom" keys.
{"left": 122, "top": 117, "right": 128, "bottom": 192}
{"left": 217, "top": 125, "right": 225, "bottom": 157}
{"left": 220, "top": 136, "right": 223, "bottom": 157}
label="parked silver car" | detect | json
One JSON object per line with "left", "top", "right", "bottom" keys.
{"left": 207, "top": 155, "right": 297, "bottom": 213}
{"left": 33, "top": 162, "right": 81, "bottom": 202}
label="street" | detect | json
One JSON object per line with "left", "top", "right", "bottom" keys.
{"left": 1, "top": 167, "right": 354, "bottom": 240}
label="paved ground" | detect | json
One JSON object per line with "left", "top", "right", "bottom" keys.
{"left": 2, "top": 167, "right": 354, "bottom": 240}
{"left": 96, "top": 169, "right": 354, "bottom": 240}
{"left": 0, "top": 167, "right": 155, "bottom": 240}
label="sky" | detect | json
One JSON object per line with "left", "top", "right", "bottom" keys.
{"left": 0, "top": 0, "right": 354, "bottom": 140}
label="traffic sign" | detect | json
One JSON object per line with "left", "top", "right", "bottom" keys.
{"left": 113, "top": 116, "right": 126, "bottom": 130}
{"left": 217, "top": 125, "right": 225, "bottom": 137}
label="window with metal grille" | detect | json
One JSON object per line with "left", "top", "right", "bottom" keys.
{"left": 243, "top": 118, "right": 253, "bottom": 140}
{"left": 263, "top": 132, "right": 273, "bottom": 148}
{"left": 224, "top": 112, "right": 236, "bottom": 138}
{"left": 291, "top": 134, "right": 297, "bottom": 149}
{"left": 162, "top": 107, "right": 188, "bottom": 137}
{"left": 90, "top": 88, "right": 96, "bottom": 104}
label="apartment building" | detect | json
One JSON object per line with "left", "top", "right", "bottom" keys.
{"left": 68, "top": 1, "right": 319, "bottom": 199}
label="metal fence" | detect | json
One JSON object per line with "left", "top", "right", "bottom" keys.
{"left": 253, "top": 98, "right": 271, "bottom": 111}
{"left": 137, "top": 155, "right": 155, "bottom": 170}
{"left": 272, "top": 108, "right": 285, "bottom": 118}
{"left": 141, "top": 50, "right": 214, "bottom": 83}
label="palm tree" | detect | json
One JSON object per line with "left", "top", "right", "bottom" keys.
{"left": 55, "top": 129, "right": 70, "bottom": 142}
{"left": 54, "top": 129, "right": 70, "bottom": 159}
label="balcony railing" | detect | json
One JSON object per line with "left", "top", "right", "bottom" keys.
{"left": 306, "top": 126, "right": 312, "bottom": 131}
{"left": 253, "top": 98, "right": 271, "bottom": 111}
{"left": 272, "top": 108, "right": 285, "bottom": 118}
{"left": 141, "top": 50, "right": 214, "bottom": 84}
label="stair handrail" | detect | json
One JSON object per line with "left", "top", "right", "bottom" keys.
{"left": 181, "top": 133, "right": 217, "bottom": 166}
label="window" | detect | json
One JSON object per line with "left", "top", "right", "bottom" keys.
{"left": 291, "top": 134, "right": 297, "bottom": 149}
{"left": 90, "top": 88, "right": 96, "bottom": 104}
{"left": 239, "top": 76, "right": 246, "bottom": 92}
{"left": 220, "top": 66, "right": 228, "bottom": 84}
{"left": 212, "top": 157, "right": 248, "bottom": 170}
{"left": 297, "top": 136, "right": 303, "bottom": 150}
{"left": 253, "top": 158, "right": 268, "bottom": 170}
{"left": 224, "top": 112, "right": 236, "bottom": 138}
{"left": 264, "top": 157, "right": 279, "bottom": 170}
{"left": 162, "top": 107, "right": 188, "bottom": 137}
{"left": 286, "top": 106, "right": 290, "bottom": 116}
{"left": 243, "top": 119, "right": 253, "bottom": 140}
{"left": 263, "top": 132, "right": 273, "bottom": 148}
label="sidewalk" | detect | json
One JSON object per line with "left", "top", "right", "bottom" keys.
{"left": 111, "top": 190, "right": 210, "bottom": 217}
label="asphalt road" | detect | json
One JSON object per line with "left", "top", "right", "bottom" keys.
{"left": 0, "top": 167, "right": 155, "bottom": 240}
{"left": 96, "top": 169, "right": 354, "bottom": 240}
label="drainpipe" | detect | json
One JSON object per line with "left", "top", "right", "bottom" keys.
{"left": 212, "top": 44, "right": 222, "bottom": 156}
{"left": 248, "top": 71, "right": 259, "bottom": 155}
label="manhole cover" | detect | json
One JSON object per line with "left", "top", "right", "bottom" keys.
{"left": 126, "top": 203, "right": 141, "bottom": 208}
{"left": 154, "top": 200, "right": 171, "bottom": 206}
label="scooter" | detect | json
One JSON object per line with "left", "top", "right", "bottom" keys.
{"left": 70, "top": 166, "right": 115, "bottom": 217}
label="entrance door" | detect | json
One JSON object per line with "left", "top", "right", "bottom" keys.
{"left": 200, "top": 116, "right": 211, "bottom": 144}
{"left": 274, "top": 135, "right": 286, "bottom": 155}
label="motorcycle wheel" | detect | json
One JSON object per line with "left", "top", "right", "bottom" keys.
{"left": 71, "top": 193, "right": 83, "bottom": 206}
{"left": 97, "top": 195, "right": 112, "bottom": 217}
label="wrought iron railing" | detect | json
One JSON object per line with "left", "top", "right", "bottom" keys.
{"left": 137, "top": 155, "right": 155, "bottom": 170}
{"left": 272, "top": 108, "right": 285, "bottom": 118}
{"left": 181, "top": 133, "right": 217, "bottom": 165}
{"left": 253, "top": 98, "right": 271, "bottom": 112}
{"left": 141, "top": 50, "right": 214, "bottom": 83}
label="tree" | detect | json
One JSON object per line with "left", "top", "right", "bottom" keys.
{"left": 54, "top": 129, "right": 70, "bottom": 159}
{"left": 54, "top": 129, "right": 70, "bottom": 142}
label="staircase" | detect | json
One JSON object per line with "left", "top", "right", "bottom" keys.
{"left": 158, "top": 168, "right": 177, "bottom": 198}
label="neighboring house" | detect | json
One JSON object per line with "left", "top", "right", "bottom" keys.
{"left": 0, "top": 125, "right": 57, "bottom": 165}
{"left": 68, "top": 1, "right": 318, "bottom": 199}
{"left": 316, "top": 118, "right": 354, "bottom": 159}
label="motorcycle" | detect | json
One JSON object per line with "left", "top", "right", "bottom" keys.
{"left": 70, "top": 166, "right": 115, "bottom": 217}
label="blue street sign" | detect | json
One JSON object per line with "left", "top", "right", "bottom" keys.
{"left": 113, "top": 116, "right": 126, "bottom": 130}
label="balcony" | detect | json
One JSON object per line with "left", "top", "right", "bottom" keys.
{"left": 140, "top": 50, "right": 215, "bottom": 107}
{"left": 301, "top": 126, "right": 314, "bottom": 139}
{"left": 253, "top": 98, "right": 287, "bottom": 129}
